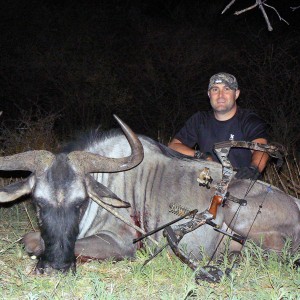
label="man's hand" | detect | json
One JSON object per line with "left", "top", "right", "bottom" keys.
{"left": 235, "top": 165, "right": 261, "bottom": 180}
{"left": 194, "top": 150, "right": 213, "bottom": 161}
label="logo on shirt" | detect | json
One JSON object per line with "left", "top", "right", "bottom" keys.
{"left": 229, "top": 134, "right": 235, "bottom": 141}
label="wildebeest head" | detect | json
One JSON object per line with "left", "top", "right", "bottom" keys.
{"left": 0, "top": 115, "right": 144, "bottom": 274}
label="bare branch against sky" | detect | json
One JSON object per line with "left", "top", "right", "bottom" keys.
{"left": 222, "top": 0, "right": 292, "bottom": 31}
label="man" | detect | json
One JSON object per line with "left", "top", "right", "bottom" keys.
{"left": 168, "top": 72, "right": 269, "bottom": 179}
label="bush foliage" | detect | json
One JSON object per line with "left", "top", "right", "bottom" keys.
{"left": 1, "top": 1, "right": 300, "bottom": 145}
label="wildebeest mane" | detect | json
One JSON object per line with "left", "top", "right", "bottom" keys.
{"left": 61, "top": 127, "right": 197, "bottom": 161}
{"left": 140, "top": 135, "right": 198, "bottom": 160}
{"left": 60, "top": 128, "right": 123, "bottom": 153}
{"left": 156, "top": 141, "right": 196, "bottom": 160}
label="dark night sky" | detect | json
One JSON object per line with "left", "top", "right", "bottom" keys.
{"left": 0, "top": 0, "right": 300, "bottom": 146}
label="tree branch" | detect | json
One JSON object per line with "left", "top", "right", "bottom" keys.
{"left": 223, "top": 0, "right": 290, "bottom": 32}
{"left": 234, "top": 3, "right": 258, "bottom": 15}
{"left": 221, "top": 0, "right": 236, "bottom": 14}
{"left": 258, "top": 0, "right": 273, "bottom": 31}
{"left": 290, "top": 6, "right": 300, "bottom": 11}
{"left": 264, "top": 2, "right": 289, "bottom": 25}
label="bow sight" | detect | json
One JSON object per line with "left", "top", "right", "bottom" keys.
{"left": 133, "top": 141, "right": 286, "bottom": 283}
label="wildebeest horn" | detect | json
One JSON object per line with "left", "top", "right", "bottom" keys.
{"left": 0, "top": 150, "right": 55, "bottom": 174}
{"left": 0, "top": 175, "right": 36, "bottom": 203}
{"left": 67, "top": 115, "right": 144, "bottom": 173}
{"left": 0, "top": 151, "right": 55, "bottom": 203}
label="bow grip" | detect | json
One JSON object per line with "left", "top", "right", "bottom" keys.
{"left": 208, "top": 195, "right": 223, "bottom": 219}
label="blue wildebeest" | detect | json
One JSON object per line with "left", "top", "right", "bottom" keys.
{"left": 0, "top": 116, "right": 299, "bottom": 274}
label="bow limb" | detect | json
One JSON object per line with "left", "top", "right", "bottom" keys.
{"left": 163, "top": 225, "right": 198, "bottom": 270}
{"left": 163, "top": 223, "right": 222, "bottom": 283}
{"left": 162, "top": 215, "right": 208, "bottom": 269}
{"left": 214, "top": 140, "right": 286, "bottom": 160}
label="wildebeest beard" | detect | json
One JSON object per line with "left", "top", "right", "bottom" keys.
{"left": 36, "top": 204, "right": 81, "bottom": 274}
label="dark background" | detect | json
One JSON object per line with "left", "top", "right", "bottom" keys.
{"left": 1, "top": 0, "right": 300, "bottom": 149}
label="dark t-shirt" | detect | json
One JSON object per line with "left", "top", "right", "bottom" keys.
{"left": 175, "top": 108, "right": 269, "bottom": 169}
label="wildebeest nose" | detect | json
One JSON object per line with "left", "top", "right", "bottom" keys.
{"left": 36, "top": 260, "right": 75, "bottom": 275}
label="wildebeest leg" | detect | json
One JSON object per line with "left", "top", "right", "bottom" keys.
{"left": 215, "top": 225, "right": 244, "bottom": 260}
{"left": 75, "top": 232, "right": 135, "bottom": 261}
{"left": 224, "top": 230, "right": 286, "bottom": 256}
{"left": 22, "top": 231, "right": 135, "bottom": 261}
{"left": 22, "top": 231, "right": 44, "bottom": 257}
{"left": 247, "top": 231, "right": 286, "bottom": 252}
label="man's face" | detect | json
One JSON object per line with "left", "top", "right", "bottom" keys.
{"left": 208, "top": 83, "right": 240, "bottom": 114}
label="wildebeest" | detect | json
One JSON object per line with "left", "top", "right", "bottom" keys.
{"left": 0, "top": 116, "right": 299, "bottom": 274}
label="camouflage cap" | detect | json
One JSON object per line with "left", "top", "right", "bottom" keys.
{"left": 208, "top": 72, "right": 238, "bottom": 90}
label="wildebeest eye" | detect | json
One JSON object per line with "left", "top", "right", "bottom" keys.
{"left": 34, "top": 197, "right": 47, "bottom": 209}
{"left": 74, "top": 198, "right": 87, "bottom": 210}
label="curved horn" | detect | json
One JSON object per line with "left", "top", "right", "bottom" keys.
{"left": 0, "top": 175, "right": 35, "bottom": 203}
{"left": 0, "top": 150, "right": 55, "bottom": 174}
{"left": 67, "top": 115, "right": 144, "bottom": 173}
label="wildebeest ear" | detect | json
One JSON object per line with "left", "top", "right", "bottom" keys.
{"left": 85, "top": 175, "right": 130, "bottom": 208}
{"left": 0, "top": 175, "right": 35, "bottom": 203}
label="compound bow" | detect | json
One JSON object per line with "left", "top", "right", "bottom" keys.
{"left": 133, "top": 141, "right": 286, "bottom": 283}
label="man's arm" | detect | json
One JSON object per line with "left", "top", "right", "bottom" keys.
{"left": 168, "top": 138, "right": 195, "bottom": 156}
{"left": 251, "top": 138, "right": 269, "bottom": 173}
{"left": 234, "top": 137, "right": 269, "bottom": 180}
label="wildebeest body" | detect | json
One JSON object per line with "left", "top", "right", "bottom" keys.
{"left": 76, "top": 133, "right": 224, "bottom": 260}
{"left": 73, "top": 133, "right": 300, "bottom": 260}
{"left": 1, "top": 118, "right": 299, "bottom": 273}
{"left": 224, "top": 179, "right": 300, "bottom": 253}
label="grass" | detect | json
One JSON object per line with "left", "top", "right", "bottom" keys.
{"left": 0, "top": 202, "right": 299, "bottom": 300}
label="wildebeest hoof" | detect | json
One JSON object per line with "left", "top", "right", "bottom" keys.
{"left": 21, "top": 231, "right": 45, "bottom": 257}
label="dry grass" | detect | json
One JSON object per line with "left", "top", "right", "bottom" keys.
{"left": 0, "top": 109, "right": 59, "bottom": 155}
{"left": 0, "top": 202, "right": 299, "bottom": 300}
{"left": 264, "top": 154, "right": 300, "bottom": 199}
